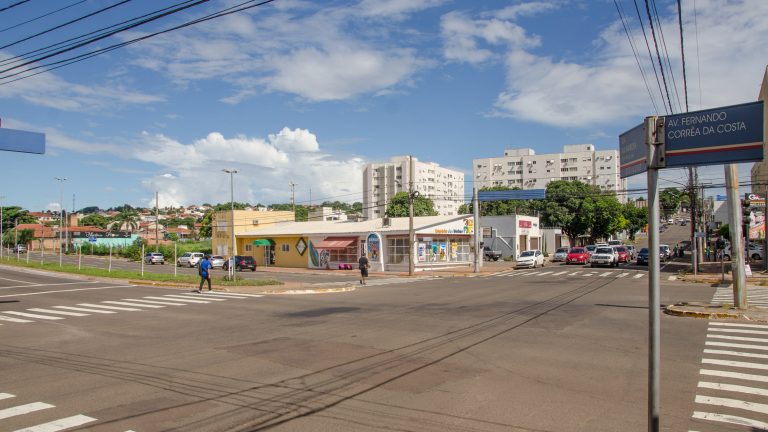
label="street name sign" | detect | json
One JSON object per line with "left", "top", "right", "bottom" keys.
{"left": 664, "top": 101, "right": 764, "bottom": 168}
{"left": 0, "top": 127, "right": 45, "bottom": 154}
{"left": 619, "top": 123, "right": 646, "bottom": 178}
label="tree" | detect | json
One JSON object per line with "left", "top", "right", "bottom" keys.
{"left": 79, "top": 206, "right": 100, "bottom": 214}
{"left": 2, "top": 228, "right": 34, "bottom": 248}
{"left": 540, "top": 181, "right": 598, "bottom": 246}
{"left": 79, "top": 214, "right": 109, "bottom": 229}
{"left": 110, "top": 209, "right": 139, "bottom": 232}
{"left": 385, "top": 192, "right": 438, "bottom": 217}
{"left": 659, "top": 188, "right": 683, "bottom": 218}
{"left": 623, "top": 201, "right": 648, "bottom": 240}
{"left": 199, "top": 211, "right": 213, "bottom": 238}
{"left": 458, "top": 203, "right": 471, "bottom": 214}
{"left": 718, "top": 224, "right": 730, "bottom": 240}
{"left": 1, "top": 207, "right": 37, "bottom": 232}
{"left": 589, "top": 195, "right": 626, "bottom": 241}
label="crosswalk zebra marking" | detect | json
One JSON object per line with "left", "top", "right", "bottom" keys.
{"left": 710, "top": 322, "right": 768, "bottom": 329}
{"left": 708, "top": 334, "right": 768, "bottom": 343}
{"left": 0, "top": 315, "right": 33, "bottom": 323}
{"left": 599, "top": 272, "right": 612, "bottom": 277}
{"left": 700, "top": 369, "right": 768, "bottom": 384}
{"left": 703, "top": 349, "right": 768, "bottom": 360}
{"left": 698, "top": 381, "right": 768, "bottom": 397}
{"left": 633, "top": 274, "right": 644, "bottom": 279}
{"left": 702, "top": 358, "right": 768, "bottom": 371}
{"left": 53, "top": 306, "right": 115, "bottom": 314}
{"left": 0, "top": 393, "right": 14, "bottom": 400}
{"left": 102, "top": 301, "right": 164, "bottom": 309}
{"left": 13, "top": 414, "right": 97, "bottom": 432}
{"left": 692, "top": 411, "right": 768, "bottom": 429}
{"left": 706, "top": 341, "right": 768, "bottom": 351}
{"left": 167, "top": 294, "right": 226, "bottom": 302}
{"left": 2, "top": 311, "right": 63, "bottom": 321}
{"left": 0, "top": 402, "right": 54, "bottom": 420}
{"left": 26, "top": 308, "right": 89, "bottom": 317}
{"left": 708, "top": 328, "right": 768, "bottom": 336}
{"left": 77, "top": 303, "right": 141, "bottom": 312}
{"left": 143, "top": 296, "right": 209, "bottom": 304}
{"left": 535, "top": 271, "right": 553, "bottom": 277}
{"left": 551, "top": 271, "right": 568, "bottom": 276}
{"left": 696, "top": 394, "right": 768, "bottom": 415}
{"left": 122, "top": 298, "right": 187, "bottom": 306}
{"left": 616, "top": 273, "right": 629, "bottom": 278}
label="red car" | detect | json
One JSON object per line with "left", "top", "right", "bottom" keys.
{"left": 614, "top": 246, "right": 630, "bottom": 263}
{"left": 566, "top": 247, "right": 590, "bottom": 265}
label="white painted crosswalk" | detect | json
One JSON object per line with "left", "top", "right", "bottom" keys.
{"left": 481, "top": 268, "right": 647, "bottom": 280}
{"left": 712, "top": 286, "right": 768, "bottom": 308}
{"left": 0, "top": 389, "right": 136, "bottom": 432}
{"left": 0, "top": 291, "right": 263, "bottom": 327}
{"left": 689, "top": 321, "right": 768, "bottom": 431}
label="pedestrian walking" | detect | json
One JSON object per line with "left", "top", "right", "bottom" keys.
{"left": 358, "top": 253, "right": 370, "bottom": 285}
{"left": 197, "top": 254, "right": 213, "bottom": 293}
{"left": 705, "top": 246, "right": 711, "bottom": 262}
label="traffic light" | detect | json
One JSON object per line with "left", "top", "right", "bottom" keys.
{"left": 743, "top": 196, "right": 752, "bottom": 242}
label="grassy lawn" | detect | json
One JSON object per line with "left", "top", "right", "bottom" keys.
{"left": 0, "top": 256, "right": 283, "bottom": 286}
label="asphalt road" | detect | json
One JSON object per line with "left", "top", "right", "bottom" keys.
{"left": 1, "top": 264, "right": 756, "bottom": 431}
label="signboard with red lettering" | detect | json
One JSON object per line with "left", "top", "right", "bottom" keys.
{"left": 518, "top": 220, "right": 532, "bottom": 228}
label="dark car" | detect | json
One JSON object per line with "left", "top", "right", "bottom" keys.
{"left": 637, "top": 247, "right": 649, "bottom": 265}
{"left": 223, "top": 255, "right": 256, "bottom": 272}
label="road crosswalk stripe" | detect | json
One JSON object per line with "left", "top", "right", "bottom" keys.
{"left": 692, "top": 411, "right": 768, "bottom": 429}
{"left": 122, "top": 298, "right": 187, "bottom": 306}
{"left": 535, "top": 271, "right": 553, "bottom": 276}
{"left": 53, "top": 306, "right": 115, "bottom": 314}
{"left": 206, "top": 292, "right": 262, "bottom": 298}
{"left": 0, "top": 402, "right": 54, "bottom": 420}
{"left": 633, "top": 274, "right": 644, "bottom": 278}
{"left": 102, "top": 301, "right": 164, "bottom": 309}
{"left": 706, "top": 341, "right": 768, "bottom": 351}
{"left": 616, "top": 273, "right": 629, "bottom": 278}
{"left": 144, "top": 296, "right": 209, "bottom": 304}
{"left": 710, "top": 322, "right": 768, "bottom": 329}
{"left": 551, "top": 271, "right": 568, "bottom": 276}
{"left": 198, "top": 293, "right": 249, "bottom": 299}
{"left": 77, "top": 303, "right": 141, "bottom": 312}
{"left": 167, "top": 294, "right": 226, "bottom": 301}
{"left": 0, "top": 315, "right": 33, "bottom": 323}
{"left": 668, "top": 275, "right": 677, "bottom": 280}
{"left": 695, "top": 394, "right": 768, "bottom": 415}
{"left": 570, "top": 271, "right": 581, "bottom": 276}
{"left": 582, "top": 273, "right": 595, "bottom": 277}
{"left": 707, "top": 334, "right": 768, "bottom": 343}
{"left": 13, "top": 414, "right": 97, "bottom": 432}
{"left": 698, "top": 381, "right": 768, "bottom": 397}
{"left": 26, "top": 308, "right": 88, "bottom": 317}
{"left": 708, "top": 328, "right": 768, "bottom": 335}
{"left": 702, "top": 358, "right": 768, "bottom": 370}
{"left": 704, "top": 349, "right": 768, "bottom": 360}
{"left": 599, "top": 272, "right": 611, "bottom": 277}
{"left": 1, "top": 311, "right": 63, "bottom": 320}
{"left": 0, "top": 393, "right": 14, "bottom": 400}
{"left": 700, "top": 369, "right": 768, "bottom": 383}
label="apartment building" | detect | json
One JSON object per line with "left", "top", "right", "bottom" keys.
{"left": 363, "top": 156, "right": 465, "bottom": 220}
{"left": 473, "top": 144, "right": 626, "bottom": 201}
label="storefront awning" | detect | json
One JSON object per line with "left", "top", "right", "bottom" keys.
{"left": 252, "top": 239, "right": 275, "bottom": 246}
{"left": 314, "top": 236, "right": 357, "bottom": 249}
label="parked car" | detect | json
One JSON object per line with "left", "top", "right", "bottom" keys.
{"left": 209, "top": 255, "right": 226, "bottom": 268}
{"left": 177, "top": 252, "right": 205, "bottom": 268}
{"left": 585, "top": 245, "right": 597, "bottom": 256}
{"left": 607, "top": 240, "right": 622, "bottom": 246}
{"left": 613, "top": 246, "right": 630, "bottom": 263}
{"left": 13, "top": 244, "right": 27, "bottom": 254}
{"left": 483, "top": 246, "right": 502, "bottom": 261}
{"left": 566, "top": 247, "right": 590, "bottom": 265}
{"left": 591, "top": 246, "right": 619, "bottom": 267}
{"left": 625, "top": 245, "right": 637, "bottom": 260}
{"left": 515, "top": 250, "right": 544, "bottom": 268}
{"left": 637, "top": 247, "right": 649, "bottom": 265}
{"left": 723, "top": 244, "right": 765, "bottom": 261}
{"left": 659, "top": 244, "right": 671, "bottom": 260}
{"left": 143, "top": 252, "right": 165, "bottom": 265}
{"left": 223, "top": 255, "right": 257, "bottom": 271}
{"left": 552, "top": 247, "right": 569, "bottom": 262}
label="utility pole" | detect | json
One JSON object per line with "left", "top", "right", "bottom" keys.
{"left": 408, "top": 155, "right": 415, "bottom": 276}
{"left": 688, "top": 167, "right": 697, "bottom": 273}
{"left": 223, "top": 169, "right": 238, "bottom": 281}
{"left": 725, "top": 164, "right": 747, "bottom": 308}
{"left": 289, "top": 181, "right": 297, "bottom": 221}
{"left": 309, "top": 187, "right": 312, "bottom": 220}
{"left": 646, "top": 116, "right": 662, "bottom": 432}
{"left": 473, "top": 187, "right": 480, "bottom": 273}
{"left": 155, "top": 191, "right": 159, "bottom": 252}
{"left": 54, "top": 177, "right": 67, "bottom": 262}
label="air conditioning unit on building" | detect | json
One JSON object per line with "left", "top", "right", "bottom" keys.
{"left": 382, "top": 217, "right": 391, "bottom": 227}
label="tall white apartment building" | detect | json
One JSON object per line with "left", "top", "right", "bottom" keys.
{"left": 363, "top": 156, "right": 465, "bottom": 220}
{"left": 473, "top": 144, "right": 626, "bottom": 201}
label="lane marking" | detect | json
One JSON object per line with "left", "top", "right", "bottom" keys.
{"left": 699, "top": 381, "right": 768, "bottom": 397}
{"left": 695, "top": 394, "right": 768, "bottom": 415}
{"left": 78, "top": 303, "right": 141, "bottom": 311}
{"left": 2, "top": 311, "right": 63, "bottom": 320}
{"left": 702, "top": 358, "right": 768, "bottom": 370}
{"left": 706, "top": 341, "right": 768, "bottom": 351}
{"left": 708, "top": 328, "right": 768, "bottom": 336}
{"left": 0, "top": 402, "right": 54, "bottom": 420}
{"left": 199, "top": 293, "right": 249, "bottom": 299}
{"left": 0, "top": 315, "right": 33, "bottom": 323}
{"left": 633, "top": 274, "right": 644, "bottom": 279}
{"left": 54, "top": 306, "right": 115, "bottom": 314}
{"left": 0, "top": 281, "right": 100, "bottom": 291}
{"left": 0, "top": 285, "right": 135, "bottom": 298}
{"left": 102, "top": 301, "right": 164, "bottom": 309}
{"left": 144, "top": 296, "right": 209, "bottom": 304}
{"left": 692, "top": 411, "right": 768, "bottom": 429}
{"left": 13, "top": 414, "right": 97, "bottom": 432}
{"left": 535, "top": 271, "right": 553, "bottom": 277}
{"left": 710, "top": 322, "right": 768, "bottom": 329}
{"left": 703, "top": 349, "right": 768, "bottom": 360}
{"left": 582, "top": 273, "right": 595, "bottom": 277}
{"left": 707, "top": 335, "right": 768, "bottom": 343}
{"left": 599, "top": 272, "right": 612, "bottom": 277}
{"left": 0, "top": 393, "right": 14, "bottom": 400}
{"left": 122, "top": 298, "right": 187, "bottom": 306}
{"left": 166, "top": 294, "right": 226, "bottom": 302}
{"left": 700, "top": 369, "right": 768, "bottom": 383}
{"left": 0, "top": 276, "right": 37, "bottom": 285}
{"left": 27, "top": 308, "right": 88, "bottom": 317}
{"left": 616, "top": 273, "right": 630, "bottom": 278}
{"left": 551, "top": 271, "right": 568, "bottom": 276}
{"left": 570, "top": 271, "right": 581, "bottom": 276}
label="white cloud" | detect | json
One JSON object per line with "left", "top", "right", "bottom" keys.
{"left": 441, "top": 0, "right": 768, "bottom": 127}
{"left": 47, "top": 202, "right": 62, "bottom": 212}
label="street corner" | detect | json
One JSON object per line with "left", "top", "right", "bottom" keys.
{"left": 664, "top": 301, "right": 768, "bottom": 323}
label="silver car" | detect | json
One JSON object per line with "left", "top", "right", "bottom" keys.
{"left": 552, "top": 247, "right": 569, "bottom": 262}
{"left": 177, "top": 252, "right": 205, "bottom": 267}
{"left": 209, "top": 255, "right": 226, "bottom": 268}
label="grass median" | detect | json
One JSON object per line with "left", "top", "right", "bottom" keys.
{"left": 0, "top": 256, "right": 283, "bottom": 287}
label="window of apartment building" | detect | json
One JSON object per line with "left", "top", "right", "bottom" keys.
{"left": 569, "top": 167, "right": 578, "bottom": 171}
{"left": 516, "top": 161, "right": 522, "bottom": 165}
{"left": 561, "top": 168, "right": 569, "bottom": 172}
{"left": 569, "top": 158, "right": 577, "bottom": 163}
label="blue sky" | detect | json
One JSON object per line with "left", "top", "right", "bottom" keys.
{"left": 0, "top": 0, "right": 765, "bottom": 211}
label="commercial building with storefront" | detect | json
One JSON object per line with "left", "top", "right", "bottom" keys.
{"left": 231, "top": 215, "right": 475, "bottom": 272}
{"left": 480, "top": 215, "right": 542, "bottom": 259}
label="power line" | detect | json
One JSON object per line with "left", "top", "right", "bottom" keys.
{"left": 692, "top": 0, "right": 703, "bottom": 109}
{"left": 0, "top": 0, "right": 87, "bottom": 34}
{"left": 614, "top": 0, "right": 659, "bottom": 115}
{"left": 633, "top": 0, "right": 669, "bottom": 114}
{"left": 644, "top": 0, "right": 674, "bottom": 114}
{"left": 0, "top": 0, "right": 31, "bottom": 14}
{"left": 651, "top": 0, "right": 683, "bottom": 112}
{"left": 676, "top": 0, "right": 689, "bottom": 112}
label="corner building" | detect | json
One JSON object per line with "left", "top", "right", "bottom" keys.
{"left": 473, "top": 144, "right": 626, "bottom": 202}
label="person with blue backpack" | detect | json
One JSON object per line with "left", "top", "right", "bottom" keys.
{"left": 196, "top": 254, "right": 213, "bottom": 293}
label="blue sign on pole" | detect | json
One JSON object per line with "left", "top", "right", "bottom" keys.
{"left": 0, "top": 127, "right": 45, "bottom": 154}
{"left": 665, "top": 101, "right": 764, "bottom": 167}
{"left": 619, "top": 123, "right": 647, "bottom": 178}
{"left": 478, "top": 189, "right": 546, "bottom": 201}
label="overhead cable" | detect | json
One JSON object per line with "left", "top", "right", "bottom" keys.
{"left": 0, "top": 0, "right": 87, "bottom": 34}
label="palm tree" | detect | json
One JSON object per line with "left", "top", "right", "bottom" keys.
{"left": 111, "top": 210, "right": 139, "bottom": 233}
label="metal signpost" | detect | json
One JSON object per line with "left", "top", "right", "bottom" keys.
{"left": 619, "top": 100, "right": 764, "bottom": 432}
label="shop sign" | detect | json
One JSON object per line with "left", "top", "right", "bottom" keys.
{"left": 519, "top": 220, "right": 532, "bottom": 228}
{"left": 435, "top": 228, "right": 467, "bottom": 234}
{"left": 463, "top": 218, "right": 474, "bottom": 234}
{"left": 417, "top": 243, "right": 426, "bottom": 262}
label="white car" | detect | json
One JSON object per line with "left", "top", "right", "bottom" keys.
{"left": 177, "top": 252, "right": 205, "bottom": 268}
{"left": 590, "top": 246, "right": 619, "bottom": 267}
{"left": 516, "top": 250, "right": 545, "bottom": 268}
{"left": 724, "top": 244, "right": 764, "bottom": 261}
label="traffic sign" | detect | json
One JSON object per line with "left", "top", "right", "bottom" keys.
{"left": 88, "top": 237, "right": 97, "bottom": 243}
{"left": 619, "top": 123, "right": 647, "bottom": 178}
{"left": 695, "top": 232, "right": 706, "bottom": 238}
{"left": 664, "top": 101, "right": 764, "bottom": 168}
{"left": 0, "top": 127, "right": 45, "bottom": 154}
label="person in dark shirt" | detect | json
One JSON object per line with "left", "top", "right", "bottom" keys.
{"left": 358, "top": 254, "right": 370, "bottom": 285}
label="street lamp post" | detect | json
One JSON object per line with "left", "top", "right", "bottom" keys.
{"left": 54, "top": 177, "right": 67, "bottom": 266}
{"left": 222, "top": 169, "right": 238, "bottom": 281}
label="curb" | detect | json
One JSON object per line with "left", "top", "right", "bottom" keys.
{"left": 128, "top": 280, "right": 356, "bottom": 295}
{"left": 664, "top": 304, "right": 741, "bottom": 319}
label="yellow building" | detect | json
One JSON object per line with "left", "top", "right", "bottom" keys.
{"left": 211, "top": 210, "right": 294, "bottom": 258}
